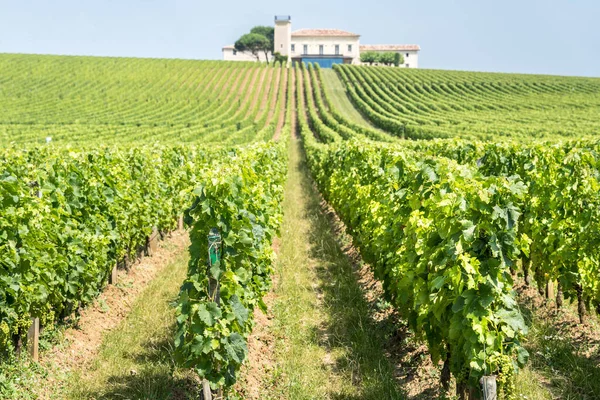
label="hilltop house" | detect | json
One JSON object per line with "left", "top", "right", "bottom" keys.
{"left": 222, "top": 16, "right": 420, "bottom": 68}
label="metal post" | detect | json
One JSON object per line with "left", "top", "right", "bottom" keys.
{"left": 207, "top": 228, "right": 222, "bottom": 303}
{"left": 204, "top": 228, "right": 222, "bottom": 399}
{"left": 480, "top": 376, "right": 497, "bottom": 400}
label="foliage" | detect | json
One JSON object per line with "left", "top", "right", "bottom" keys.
{"left": 376, "top": 52, "right": 396, "bottom": 66}
{"left": 0, "top": 54, "right": 287, "bottom": 147}
{"left": 394, "top": 52, "right": 404, "bottom": 66}
{"left": 0, "top": 145, "right": 221, "bottom": 353}
{"left": 333, "top": 64, "right": 600, "bottom": 140}
{"left": 360, "top": 51, "right": 378, "bottom": 65}
{"left": 273, "top": 52, "right": 287, "bottom": 66}
{"left": 234, "top": 26, "right": 275, "bottom": 64}
{"left": 234, "top": 33, "right": 271, "bottom": 63}
{"left": 250, "top": 26, "right": 274, "bottom": 50}
{"left": 174, "top": 142, "right": 286, "bottom": 389}
{"left": 299, "top": 61, "right": 535, "bottom": 393}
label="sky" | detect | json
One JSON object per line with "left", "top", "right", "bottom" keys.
{"left": 0, "top": 0, "right": 598, "bottom": 77}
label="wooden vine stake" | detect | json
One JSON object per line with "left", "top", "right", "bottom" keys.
{"left": 109, "top": 263, "right": 118, "bottom": 285}
{"left": 202, "top": 228, "right": 223, "bottom": 400}
{"left": 147, "top": 227, "right": 159, "bottom": 256}
{"left": 178, "top": 216, "right": 184, "bottom": 231}
{"left": 27, "top": 317, "right": 39, "bottom": 362}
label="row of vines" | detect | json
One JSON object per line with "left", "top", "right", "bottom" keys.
{"left": 299, "top": 61, "right": 600, "bottom": 398}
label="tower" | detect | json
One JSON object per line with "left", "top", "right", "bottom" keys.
{"left": 274, "top": 16, "right": 292, "bottom": 62}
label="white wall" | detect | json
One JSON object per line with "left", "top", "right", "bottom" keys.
{"left": 290, "top": 36, "right": 360, "bottom": 64}
{"left": 222, "top": 48, "right": 271, "bottom": 62}
{"left": 402, "top": 50, "right": 419, "bottom": 68}
{"left": 275, "top": 20, "right": 292, "bottom": 60}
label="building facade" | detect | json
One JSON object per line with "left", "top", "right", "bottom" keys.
{"left": 222, "top": 16, "right": 420, "bottom": 68}
{"left": 222, "top": 45, "right": 272, "bottom": 62}
{"left": 288, "top": 28, "right": 360, "bottom": 67}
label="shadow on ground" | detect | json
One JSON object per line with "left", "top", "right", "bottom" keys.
{"left": 296, "top": 144, "right": 412, "bottom": 400}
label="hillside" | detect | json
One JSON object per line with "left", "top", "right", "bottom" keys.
{"left": 335, "top": 64, "right": 600, "bottom": 141}
{"left": 0, "top": 53, "right": 287, "bottom": 146}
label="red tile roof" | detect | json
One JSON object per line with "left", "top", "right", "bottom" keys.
{"left": 222, "top": 45, "right": 235, "bottom": 50}
{"left": 292, "top": 29, "right": 360, "bottom": 37}
{"left": 360, "top": 44, "right": 421, "bottom": 51}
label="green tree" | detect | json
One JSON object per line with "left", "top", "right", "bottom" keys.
{"left": 377, "top": 52, "right": 396, "bottom": 66}
{"left": 394, "top": 52, "right": 404, "bottom": 67}
{"left": 234, "top": 33, "right": 271, "bottom": 63}
{"left": 360, "top": 51, "right": 377, "bottom": 65}
{"left": 273, "top": 52, "right": 287, "bottom": 66}
{"left": 250, "top": 26, "right": 275, "bottom": 62}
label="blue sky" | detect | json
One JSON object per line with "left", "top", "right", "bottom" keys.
{"left": 0, "top": 0, "right": 598, "bottom": 77}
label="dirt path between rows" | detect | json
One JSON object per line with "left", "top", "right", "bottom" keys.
{"left": 38, "top": 230, "right": 190, "bottom": 398}
{"left": 265, "top": 67, "right": 282, "bottom": 127}
{"left": 244, "top": 68, "right": 268, "bottom": 121}
{"left": 254, "top": 68, "right": 274, "bottom": 123}
{"left": 273, "top": 68, "right": 290, "bottom": 141}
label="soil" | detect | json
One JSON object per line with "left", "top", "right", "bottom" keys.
{"left": 265, "top": 67, "right": 282, "bottom": 127}
{"left": 233, "top": 238, "right": 280, "bottom": 399}
{"left": 515, "top": 279, "right": 600, "bottom": 359}
{"left": 273, "top": 69, "right": 288, "bottom": 141}
{"left": 253, "top": 68, "right": 274, "bottom": 123}
{"left": 244, "top": 68, "right": 267, "bottom": 121}
{"left": 39, "top": 230, "right": 190, "bottom": 394}
{"left": 315, "top": 194, "right": 448, "bottom": 399}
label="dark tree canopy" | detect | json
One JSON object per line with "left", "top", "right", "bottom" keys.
{"left": 250, "top": 26, "right": 274, "bottom": 49}
{"left": 234, "top": 33, "right": 270, "bottom": 62}
{"left": 235, "top": 26, "right": 275, "bottom": 64}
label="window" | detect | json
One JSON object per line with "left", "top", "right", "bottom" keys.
{"left": 348, "top": 44, "right": 352, "bottom": 52}
{"left": 291, "top": 44, "right": 295, "bottom": 52}
{"left": 335, "top": 45, "right": 339, "bottom": 55}
{"left": 303, "top": 44, "right": 308, "bottom": 54}
{"left": 233, "top": 50, "right": 237, "bottom": 56}
{"left": 319, "top": 45, "right": 324, "bottom": 55}
{"left": 406, "top": 64, "right": 410, "bottom": 68}
{"left": 406, "top": 53, "right": 409, "bottom": 57}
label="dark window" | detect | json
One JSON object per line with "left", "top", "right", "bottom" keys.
{"left": 319, "top": 45, "right": 324, "bottom": 55}
{"left": 291, "top": 44, "right": 295, "bottom": 52}
{"left": 303, "top": 44, "right": 308, "bottom": 54}
{"left": 406, "top": 53, "right": 409, "bottom": 57}
{"left": 233, "top": 50, "right": 237, "bottom": 56}
{"left": 335, "top": 45, "right": 339, "bottom": 55}
{"left": 348, "top": 44, "right": 352, "bottom": 52}
{"left": 406, "top": 64, "right": 410, "bottom": 68}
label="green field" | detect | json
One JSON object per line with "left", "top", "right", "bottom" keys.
{"left": 335, "top": 64, "right": 600, "bottom": 140}
{"left": 2, "top": 53, "right": 600, "bottom": 399}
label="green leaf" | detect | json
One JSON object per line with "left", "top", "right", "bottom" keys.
{"left": 230, "top": 295, "right": 249, "bottom": 326}
{"left": 224, "top": 333, "right": 248, "bottom": 364}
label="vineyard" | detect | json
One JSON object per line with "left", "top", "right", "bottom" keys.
{"left": 334, "top": 64, "right": 600, "bottom": 140}
{"left": 1, "top": 52, "right": 600, "bottom": 399}
{"left": 297, "top": 63, "right": 600, "bottom": 398}
{"left": 0, "top": 54, "right": 290, "bottom": 398}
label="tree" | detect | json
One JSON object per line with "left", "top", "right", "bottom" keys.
{"left": 377, "top": 52, "right": 396, "bottom": 66}
{"left": 360, "top": 51, "right": 377, "bottom": 65}
{"left": 250, "top": 26, "right": 275, "bottom": 62}
{"left": 273, "top": 52, "right": 287, "bottom": 66}
{"left": 394, "top": 52, "right": 405, "bottom": 67}
{"left": 234, "top": 26, "right": 274, "bottom": 64}
{"left": 235, "top": 33, "right": 271, "bottom": 63}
